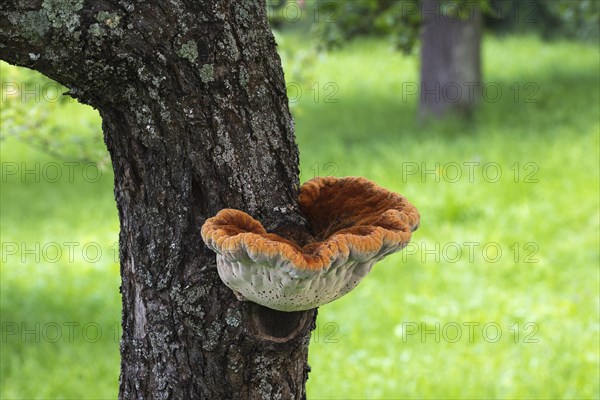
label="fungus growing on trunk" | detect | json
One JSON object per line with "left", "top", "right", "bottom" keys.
{"left": 201, "top": 177, "right": 420, "bottom": 312}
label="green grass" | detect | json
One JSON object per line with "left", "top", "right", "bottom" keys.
{"left": 1, "top": 33, "right": 599, "bottom": 399}
{"left": 0, "top": 103, "right": 121, "bottom": 397}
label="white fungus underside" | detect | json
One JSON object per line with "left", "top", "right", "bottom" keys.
{"left": 216, "top": 255, "right": 381, "bottom": 311}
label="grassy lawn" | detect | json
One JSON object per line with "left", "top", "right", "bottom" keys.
{"left": 1, "top": 33, "right": 599, "bottom": 399}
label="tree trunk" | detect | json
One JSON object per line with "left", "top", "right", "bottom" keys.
{"left": 419, "top": 0, "right": 482, "bottom": 119}
{"left": 0, "top": 1, "right": 317, "bottom": 398}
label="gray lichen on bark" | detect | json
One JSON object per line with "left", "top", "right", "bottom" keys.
{"left": 42, "top": 0, "right": 83, "bottom": 31}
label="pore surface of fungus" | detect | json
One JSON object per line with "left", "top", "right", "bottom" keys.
{"left": 201, "top": 176, "right": 420, "bottom": 311}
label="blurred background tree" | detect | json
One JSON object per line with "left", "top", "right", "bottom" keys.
{"left": 308, "top": 0, "right": 599, "bottom": 50}
{"left": 269, "top": 0, "right": 599, "bottom": 119}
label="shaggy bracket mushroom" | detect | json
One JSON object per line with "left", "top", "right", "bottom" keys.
{"left": 201, "top": 176, "right": 420, "bottom": 312}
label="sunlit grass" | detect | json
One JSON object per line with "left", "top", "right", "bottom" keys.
{"left": 1, "top": 141, "right": 120, "bottom": 398}
{"left": 1, "top": 32, "right": 599, "bottom": 399}
{"left": 295, "top": 34, "right": 599, "bottom": 399}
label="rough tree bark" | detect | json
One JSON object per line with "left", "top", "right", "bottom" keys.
{"left": 420, "top": 0, "right": 482, "bottom": 119}
{"left": 0, "top": 1, "right": 317, "bottom": 398}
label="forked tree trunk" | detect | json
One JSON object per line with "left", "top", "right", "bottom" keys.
{"left": 420, "top": 0, "right": 482, "bottom": 119}
{"left": 0, "top": 1, "right": 317, "bottom": 398}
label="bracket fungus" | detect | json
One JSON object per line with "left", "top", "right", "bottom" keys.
{"left": 201, "top": 177, "right": 420, "bottom": 312}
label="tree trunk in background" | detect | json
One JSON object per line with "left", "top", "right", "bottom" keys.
{"left": 0, "top": 1, "right": 317, "bottom": 398}
{"left": 420, "top": 0, "right": 482, "bottom": 119}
